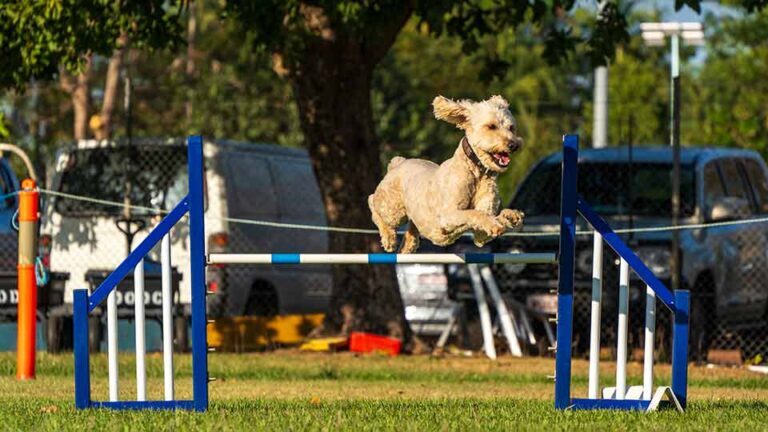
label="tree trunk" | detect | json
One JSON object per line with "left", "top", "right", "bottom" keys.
{"left": 99, "top": 35, "right": 128, "bottom": 140}
{"left": 285, "top": 6, "right": 414, "bottom": 345}
{"left": 72, "top": 57, "right": 92, "bottom": 141}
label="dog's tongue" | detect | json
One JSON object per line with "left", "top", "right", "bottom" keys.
{"left": 495, "top": 153, "right": 510, "bottom": 167}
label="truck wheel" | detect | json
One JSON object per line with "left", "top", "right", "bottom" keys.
{"left": 244, "top": 282, "right": 278, "bottom": 317}
{"left": 46, "top": 316, "right": 62, "bottom": 354}
{"left": 88, "top": 316, "right": 102, "bottom": 353}
{"left": 689, "top": 278, "right": 715, "bottom": 365}
{"left": 174, "top": 316, "right": 189, "bottom": 352}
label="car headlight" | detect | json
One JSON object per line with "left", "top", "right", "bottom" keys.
{"left": 634, "top": 247, "right": 671, "bottom": 280}
{"left": 504, "top": 247, "right": 526, "bottom": 275}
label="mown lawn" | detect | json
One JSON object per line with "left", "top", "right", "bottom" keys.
{"left": 0, "top": 352, "right": 766, "bottom": 431}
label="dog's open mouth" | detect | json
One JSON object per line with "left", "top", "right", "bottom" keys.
{"left": 491, "top": 152, "right": 510, "bottom": 167}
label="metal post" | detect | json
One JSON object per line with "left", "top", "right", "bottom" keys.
{"left": 73, "top": 289, "right": 91, "bottom": 409}
{"left": 587, "top": 232, "right": 603, "bottom": 399}
{"left": 554, "top": 134, "right": 579, "bottom": 410}
{"left": 16, "top": 179, "right": 38, "bottom": 380}
{"left": 188, "top": 135, "right": 209, "bottom": 412}
{"left": 670, "top": 34, "right": 681, "bottom": 293}
{"left": 593, "top": 66, "right": 608, "bottom": 148}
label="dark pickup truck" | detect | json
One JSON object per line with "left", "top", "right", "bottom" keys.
{"left": 495, "top": 146, "right": 768, "bottom": 362}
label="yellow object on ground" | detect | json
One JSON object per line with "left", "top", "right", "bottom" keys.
{"left": 207, "top": 314, "right": 324, "bottom": 351}
{"left": 299, "top": 337, "right": 349, "bottom": 352}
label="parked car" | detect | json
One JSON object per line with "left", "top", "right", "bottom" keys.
{"left": 42, "top": 138, "right": 452, "bottom": 350}
{"left": 495, "top": 146, "right": 768, "bottom": 362}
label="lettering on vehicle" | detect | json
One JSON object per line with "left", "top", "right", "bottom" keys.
{"left": 0, "top": 289, "right": 19, "bottom": 305}
{"left": 114, "top": 289, "right": 165, "bottom": 307}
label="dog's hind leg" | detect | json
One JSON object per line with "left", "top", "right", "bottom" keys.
{"left": 399, "top": 222, "right": 420, "bottom": 254}
{"left": 369, "top": 194, "right": 399, "bottom": 252}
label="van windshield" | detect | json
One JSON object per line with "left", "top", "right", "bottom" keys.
{"left": 55, "top": 145, "right": 187, "bottom": 216}
{"left": 512, "top": 161, "right": 695, "bottom": 217}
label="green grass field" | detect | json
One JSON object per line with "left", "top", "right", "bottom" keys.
{"left": 0, "top": 352, "right": 766, "bottom": 431}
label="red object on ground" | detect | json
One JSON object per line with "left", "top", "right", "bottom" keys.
{"left": 349, "top": 332, "right": 401, "bottom": 356}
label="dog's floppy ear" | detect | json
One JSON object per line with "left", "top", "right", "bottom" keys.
{"left": 433, "top": 96, "right": 471, "bottom": 129}
{"left": 488, "top": 95, "right": 509, "bottom": 109}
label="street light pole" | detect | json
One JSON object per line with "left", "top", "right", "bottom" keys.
{"left": 640, "top": 22, "right": 704, "bottom": 293}
{"left": 670, "top": 33, "right": 681, "bottom": 293}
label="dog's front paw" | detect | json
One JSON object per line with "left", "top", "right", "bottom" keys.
{"left": 381, "top": 235, "right": 397, "bottom": 253}
{"left": 478, "top": 218, "right": 505, "bottom": 239}
{"left": 497, "top": 209, "right": 524, "bottom": 229}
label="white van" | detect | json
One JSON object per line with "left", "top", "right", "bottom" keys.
{"left": 43, "top": 138, "right": 334, "bottom": 350}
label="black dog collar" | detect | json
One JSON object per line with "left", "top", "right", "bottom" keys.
{"left": 461, "top": 136, "right": 495, "bottom": 177}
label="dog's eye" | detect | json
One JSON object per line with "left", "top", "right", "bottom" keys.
{"left": 509, "top": 125, "right": 516, "bottom": 133}
{"left": 487, "top": 124, "right": 497, "bottom": 130}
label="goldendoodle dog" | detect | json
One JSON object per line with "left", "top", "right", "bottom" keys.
{"left": 369, "top": 95, "right": 525, "bottom": 253}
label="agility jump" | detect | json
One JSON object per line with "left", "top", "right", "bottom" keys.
{"left": 72, "top": 134, "right": 690, "bottom": 412}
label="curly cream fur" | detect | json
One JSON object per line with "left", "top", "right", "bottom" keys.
{"left": 369, "top": 95, "right": 525, "bottom": 253}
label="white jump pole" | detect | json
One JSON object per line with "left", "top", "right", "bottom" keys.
{"left": 643, "top": 285, "right": 656, "bottom": 400}
{"left": 480, "top": 266, "right": 523, "bottom": 357}
{"left": 134, "top": 258, "right": 147, "bottom": 402}
{"left": 588, "top": 232, "right": 603, "bottom": 399}
{"left": 467, "top": 265, "right": 496, "bottom": 360}
{"left": 207, "top": 252, "right": 557, "bottom": 265}
{"left": 615, "top": 258, "right": 630, "bottom": 400}
{"left": 107, "top": 288, "right": 119, "bottom": 401}
{"left": 161, "top": 234, "right": 174, "bottom": 401}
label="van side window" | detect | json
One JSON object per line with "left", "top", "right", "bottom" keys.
{"left": 271, "top": 159, "right": 326, "bottom": 223}
{"left": 224, "top": 153, "right": 277, "bottom": 219}
{"left": 719, "top": 159, "right": 751, "bottom": 203}
{"left": 742, "top": 159, "right": 768, "bottom": 214}
{"left": 703, "top": 162, "right": 725, "bottom": 215}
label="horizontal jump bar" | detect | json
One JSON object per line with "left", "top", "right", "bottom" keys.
{"left": 207, "top": 252, "right": 557, "bottom": 265}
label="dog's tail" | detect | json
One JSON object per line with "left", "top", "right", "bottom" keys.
{"left": 387, "top": 156, "right": 406, "bottom": 172}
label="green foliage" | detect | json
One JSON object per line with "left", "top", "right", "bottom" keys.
{"left": 0, "top": 113, "right": 9, "bottom": 139}
{"left": 374, "top": 20, "right": 588, "bottom": 201}
{"left": 0, "top": 0, "right": 185, "bottom": 89}
{"left": 685, "top": 9, "right": 768, "bottom": 156}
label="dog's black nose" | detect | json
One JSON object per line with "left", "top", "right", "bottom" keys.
{"left": 509, "top": 138, "right": 522, "bottom": 152}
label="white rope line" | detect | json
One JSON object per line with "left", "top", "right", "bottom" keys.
{"left": 40, "top": 189, "right": 169, "bottom": 215}
{"left": 37, "top": 189, "right": 768, "bottom": 236}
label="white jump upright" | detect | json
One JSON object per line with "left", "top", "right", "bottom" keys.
{"left": 107, "top": 285, "right": 119, "bottom": 402}
{"left": 587, "top": 232, "right": 603, "bottom": 400}
{"left": 643, "top": 286, "right": 656, "bottom": 400}
{"left": 134, "top": 258, "right": 147, "bottom": 402}
{"left": 161, "top": 234, "right": 175, "bottom": 401}
{"left": 72, "top": 133, "right": 689, "bottom": 413}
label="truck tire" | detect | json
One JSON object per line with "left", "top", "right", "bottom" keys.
{"left": 244, "top": 282, "right": 278, "bottom": 317}
{"left": 174, "top": 316, "right": 189, "bottom": 352}
{"left": 690, "top": 277, "right": 716, "bottom": 365}
{"left": 46, "top": 316, "right": 63, "bottom": 354}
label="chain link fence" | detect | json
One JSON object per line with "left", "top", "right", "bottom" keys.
{"left": 29, "top": 138, "right": 768, "bottom": 362}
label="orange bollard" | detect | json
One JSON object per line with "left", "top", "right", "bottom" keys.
{"left": 17, "top": 179, "right": 38, "bottom": 380}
